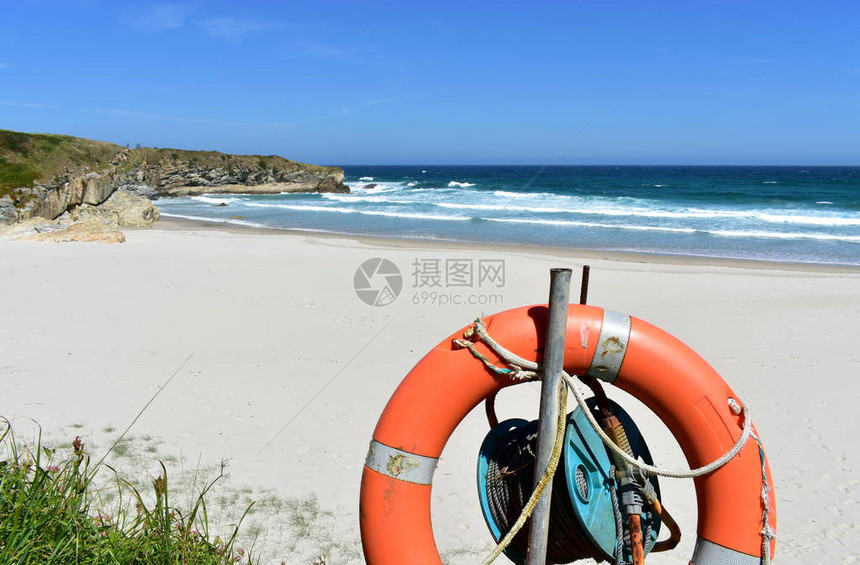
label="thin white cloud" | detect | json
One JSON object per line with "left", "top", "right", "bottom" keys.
{"left": 135, "top": 3, "right": 194, "bottom": 31}
{"left": 0, "top": 100, "right": 58, "bottom": 110}
{"left": 90, "top": 108, "right": 256, "bottom": 127}
{"left": 0, "top": 99, "right": 295, "bottom": 133}
{"left": 130, "top": 6, "right": 282, "bottom": 42}
{"left": 198, "top": 17, "right": 281, "bottom": 43}
{"left": 364, "top": 97, "right": 397, "bottom": 106}
{"left": 291, "top": 40, "right": 357, "bottom": 61}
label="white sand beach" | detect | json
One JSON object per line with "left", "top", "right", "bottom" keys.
{"left": 1, "top": 220, "right": 858, "bottom": 564}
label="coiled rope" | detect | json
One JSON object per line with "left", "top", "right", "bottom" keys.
{"left": 483, "top": 418, "right": 610, "bottom": 564}
{"left": 479, "top": 384, "right": 567, "bottom": 565}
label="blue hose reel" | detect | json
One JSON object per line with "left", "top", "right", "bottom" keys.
{"left": 477, "top": 398, "right": 662, "bottom": 564}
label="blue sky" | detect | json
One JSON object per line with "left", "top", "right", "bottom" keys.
{"left": 1, "top": 1, "right": 858, "bottom": 165}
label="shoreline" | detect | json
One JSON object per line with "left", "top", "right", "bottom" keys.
{"left": 155, "top": 215, "right": 860, "bottom": 274}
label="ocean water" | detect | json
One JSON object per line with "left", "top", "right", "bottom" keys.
{"left": 157, "top": 166, "right": 860, "bottom": 266}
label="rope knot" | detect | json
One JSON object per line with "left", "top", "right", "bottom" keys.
{"left": 463, "top": 318, "right": 487, "bottom": 341}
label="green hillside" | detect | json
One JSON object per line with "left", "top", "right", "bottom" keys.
{"left": 0, "top": 130, "right": 123, "bottom": 198}
{"left": 0, "top": 129, "right": 338, "bottom": 203}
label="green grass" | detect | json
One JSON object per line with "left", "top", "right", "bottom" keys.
{"left": 0, "top": 130, "right": 123, "bottom": 205}
{"left": 124, "top": 147, "right": 335, "bottom": 176}
{"left": 0, "top": 159, "right": 40, "bottom": 194}
{"left": 0, "top": 129, "right": 341, "bottom": 209}
{"left": 0, "top": 420, "right": 254, "bottom": 564}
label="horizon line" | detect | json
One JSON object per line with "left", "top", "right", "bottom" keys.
{"left": 336, "top": 163, "right": 860, "bottom": 168}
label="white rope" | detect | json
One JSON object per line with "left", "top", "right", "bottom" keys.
{"left": 752, "top": 431, "right": 776, "bottom": 565}
{"left": 460, "top": 318, "right": 753, "bottom": 479}
{"left": 560, "top": 371, "right": 752, "bottom": 479}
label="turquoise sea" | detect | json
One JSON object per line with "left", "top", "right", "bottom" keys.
{"left": 157, "top": 166, "right": 860, "bottom": 266}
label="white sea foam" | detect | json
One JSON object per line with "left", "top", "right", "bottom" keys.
{"left": 435, "top": 202, "right": 560, "bottom": 213}
{"left": 159, "top": 212, "right": 268, "bottom": 229}
{"left": 359, "top": 176, "right": 374, "bottom": 181}
{"left": 485, "top": 217, "right": 697, "bottom": 233}
{"left": 448, "top": 181, "right": 476, "bottom": 187}
{"left": 493, "top": 190, "right": 558, "bottom": 199}
{"left": 243, "top": 203, "right": 357, "bottom": 214}
{"left": 351, "top": 182, "right": 405, "bottom": 194}
{"left": 189, "top": 189, "right": 860, "bottom": 231}
{"left": 360, "top": 210, "right": 471, "bottom": 222}
{"left": 440, "top": 199, "right": 860, "bottom": 226}
{"left": 762, "top": 181, "right": 779, "bottom": 184}
{"left": 190, "top": 195, "right": 244, "bottom": 205}
{"left": 485, "top": 217, "right": 860, "bottom": 242}
{"left": 407, "top": 187, "right": 461, "bottom": 193}
{"left": 752, "top": 212, "right": 860, "bottom": 226}
{"left": 435, "top": 201, "right": 725, "bottom": 219}
{"left": 321, "top": 194, "right": 415, "bottom": 204}
{"left": 707, "top": 229, "right": 860, "bottom": 242}
{"left": 817, "top": 201, "right": 833, "bottom": 205}
{"left": 242, "top": 201, "right": 469, "bottom": 222}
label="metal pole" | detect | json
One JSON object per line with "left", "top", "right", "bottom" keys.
{"left": 579, "top": 264, "right": 591, "bottom": 305}
{"left": 526, "top": 268, "right": 572, "bottom": 565}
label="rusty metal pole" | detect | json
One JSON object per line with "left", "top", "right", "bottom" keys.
{"left": 526, "top": 268, "right": 572, "bottom": 565}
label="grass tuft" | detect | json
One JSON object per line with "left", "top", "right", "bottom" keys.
{"left": 0, "top": 419, "right": 254, "bottom": 564}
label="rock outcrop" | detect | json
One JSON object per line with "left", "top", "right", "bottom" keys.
{"left": 0, "top": 190, "right": 158, "bottom": 244}
{"left": 115, "top": 153, "right": 347, "bottom": 198}
{"left": 64, "top": 190, "right": 160, "bottom": 228}
{"left": 14, "top": 168, "right": 125, "bottom": 224}
{"left": 0, "top": 218, "right": 126, "bottom": 244}
{"left": 0, "top": 129, "right": 349, "bottom": 227}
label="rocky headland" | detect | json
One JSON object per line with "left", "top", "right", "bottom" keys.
{"left": 0, "top": 129, "right": 348, "bottom": 241}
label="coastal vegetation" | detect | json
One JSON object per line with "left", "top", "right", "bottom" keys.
{"left": 0, "top": 130, "right": 121, "bottom": 202}
{"left": 0, "top": 421, "right": 253, "bottom": 564}
{"left": 0, "top": 129, "right": 346, "bottom": 220}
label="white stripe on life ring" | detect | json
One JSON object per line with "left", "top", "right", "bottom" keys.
{"left": 690, "top": 537, "right": 760, "bottom": 564}
{"left": 365, "top": 440, "right": 438, "bottom": 485}
{"left": 587, "top": 310, "right": 631, "bottom": 383}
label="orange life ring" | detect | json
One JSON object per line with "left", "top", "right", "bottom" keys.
{"left": 360, "top": 304, "right": 776, "bottom": 564}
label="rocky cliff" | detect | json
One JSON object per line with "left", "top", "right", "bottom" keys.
{"left": 114, "top": 147, "right": 347, "bottom": 198}
{"left": 0, "top": 129, "right": 348, "bottom": 225}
